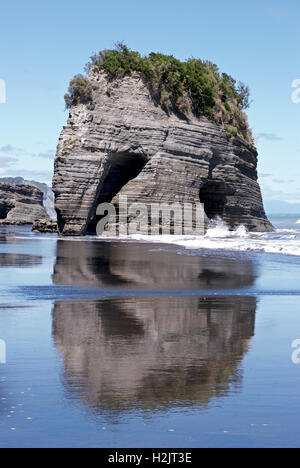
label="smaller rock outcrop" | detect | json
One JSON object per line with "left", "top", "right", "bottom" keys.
{"left": 0, "top": 177, "right": 56, "bottom": 219}
{"left": 32, "top": 219, "right": 58, "bottom": 233}
{"left": 0, "top": 182, "right": 49, "bottom": 225}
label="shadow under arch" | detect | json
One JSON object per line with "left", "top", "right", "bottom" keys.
{"left": 86, "top": 151, "right": 148, "bottom": 234}
{"left": 199, "top": 180, "right": 228, "bottom": 221}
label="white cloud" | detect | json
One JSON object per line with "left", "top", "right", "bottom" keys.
{"left": 256, "top": 133, "right": 282, "bottom": 141}
{"left": 33, "top": 149, "right": 55, "bottom": 159}
{"left": 0, "top": 168, "right": 53, "bottom": 184}
{"left": 0, "top": 156, "right": 19, "bottom": 167}
{"left": 261, "top": 183, "right": 300, "bottom": 203}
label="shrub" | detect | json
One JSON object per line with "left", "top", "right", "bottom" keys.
{"left": 66, "top": 43, "right": 253, "bottom": 142}
{"left": 64, "top": 74, "right": 92, "bottom": 108}
{"left": 224, "top": 124, "right": 238, "bottom": 137}
{"left": 236, "top": 82, "right": 251, "bottom": 110}
{"left": 224, "top": 102, "right": 231, "bottom": 113}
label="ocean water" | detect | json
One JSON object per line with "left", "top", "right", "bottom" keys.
{"left": 0, "top": 216, "right": 300, "bottom": 448}
{"left": 116, "top": 216, "right": 300, "bottom": 257}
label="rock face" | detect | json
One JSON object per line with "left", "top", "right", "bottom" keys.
{"left": 0, "top": 177, "right": 56, "bottom": 220}
{"left": 53, "top": 70, "right": 272, "bottom": 236}
{"left": 0, "top": 182, "right": 49, "bottom": 225}
{"left": 32, "top": 219, "right": 58, "bottom": 233}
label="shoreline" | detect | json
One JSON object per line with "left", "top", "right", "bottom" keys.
{"left": 0, "top": 225, "right": 300, "bottom": 448}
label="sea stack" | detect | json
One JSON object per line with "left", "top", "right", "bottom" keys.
{"left": 0, "top": 182, "right": 49, "bottom": 225}
{"left": 53, "top": 46, "right": 272, "bottom": 236}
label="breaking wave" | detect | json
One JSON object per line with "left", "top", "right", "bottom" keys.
{"left": 124, "top": 217, "right": 300, "bottom": 257}
{"left": 29, "top": 216, "right": 300, "bottom": 257}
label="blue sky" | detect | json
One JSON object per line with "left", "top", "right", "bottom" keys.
{"left": 0, "top": 0, "right": 299, "bottom": 210}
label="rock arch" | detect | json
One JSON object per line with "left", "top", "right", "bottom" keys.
{"left": 86, "top": 151, "right": 148, "bottom": 234}
{"left": 199, "top": 180, "right": 228, "bottom": 221}
{"left": 53, "top": 72, "right": 273, "bottom": 236}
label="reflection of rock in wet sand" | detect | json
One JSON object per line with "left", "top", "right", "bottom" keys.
{"left": 0, "top": 228, "right": 26, "bottom": 245}
{"left": 53, "top": 240, "right": 257, "bottom": 290}
{"left": 0, "top": 252, "right": 42, "bottom": 268}
{"left": 52, "top": 296, "right": 256, "bottom": 414}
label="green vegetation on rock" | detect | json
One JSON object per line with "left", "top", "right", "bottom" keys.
{"left": 224, "top": 124, "right": 239, "bottom": 137}
{"left": 64, "top": 75, "right": 92, "bottom": 108}
{"left": 64, "top": 43, "right": 253, "bottom": 143}
{"left": 61, "top": 138, "right": 76, "bottom": 155}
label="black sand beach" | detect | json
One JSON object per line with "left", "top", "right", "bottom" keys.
{"left": 0, "top": 224, "right": 300, "bottom": 448}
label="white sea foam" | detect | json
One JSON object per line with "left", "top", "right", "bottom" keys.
{"left": 22, "top": 217, "right": 300, "bottom": 257}
{"left": 112, "top": 217, "right": 300, "bottom": 257}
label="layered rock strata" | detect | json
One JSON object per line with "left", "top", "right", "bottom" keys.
{"left": 53, "top": 70, "right": 272, "bottom": 236}
{"left": 32, "top": 219, "right": 58, "bottom": 233}
{"left": 0, "top": 182, "right": 49, "bottom": 225}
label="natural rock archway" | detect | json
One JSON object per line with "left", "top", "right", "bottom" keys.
{"left": 199, "top": 181, "right": 228, "bottom": 221}
{"left": 86, "top": 151, "right": 148, "bottom": 233}
{"left": 53, "top": 70, "right": 272, "bottom": 236}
